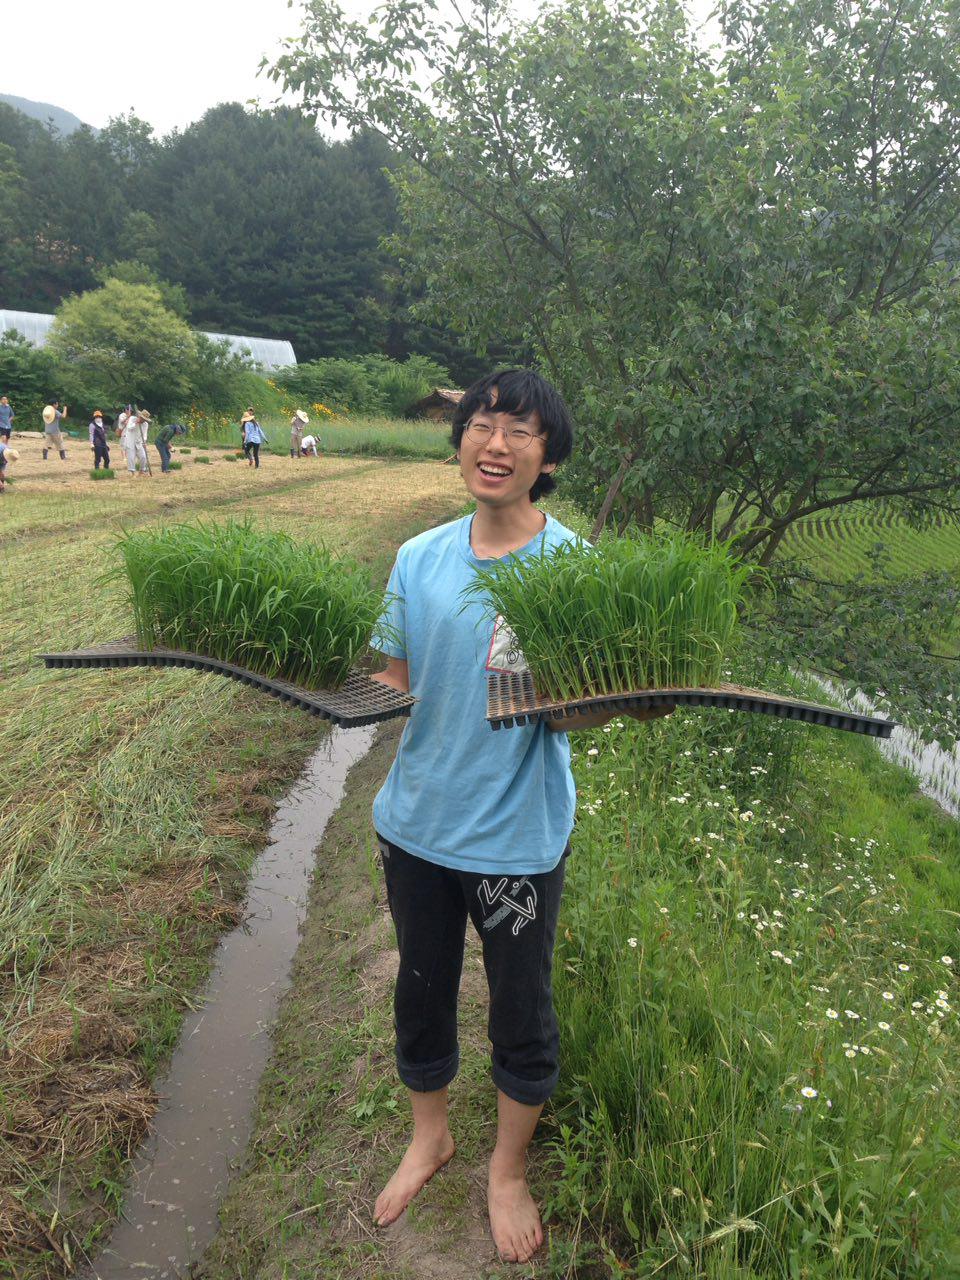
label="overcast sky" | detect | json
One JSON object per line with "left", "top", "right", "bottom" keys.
{"left": 3, "top": 0, "right": 719, "bottom": 139}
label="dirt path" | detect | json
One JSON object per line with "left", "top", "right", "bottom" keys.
{"left": 196, "top": 722, "right": 568, "bottom": 1280}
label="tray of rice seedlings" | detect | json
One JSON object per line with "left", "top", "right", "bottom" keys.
{"left": 467, "top": 532, "right": 894, "bottom": 738}
{"left": 38, "top": 518, "right": 414, "bottom": 728}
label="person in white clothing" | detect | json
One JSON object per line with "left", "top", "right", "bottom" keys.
{"left": 120, "top": 408, "right": 151, "bottom": 475}
{"left": 299, "top": 434, "right": 319, "bottom": 456}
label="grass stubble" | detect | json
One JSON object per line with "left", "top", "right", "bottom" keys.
{"left": 0, "top": 447, "right": 463, "bottom": 1277}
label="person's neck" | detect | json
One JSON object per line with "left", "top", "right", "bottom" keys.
{"left": 469, "top": 500, "right": 546, "bottom": 560}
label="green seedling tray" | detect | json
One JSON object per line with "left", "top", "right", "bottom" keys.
{"left": 487, "top": 671, "right": 895, "bottom": 737}
{"left": 39, "top": 638, "right": 416, "bottom": 728}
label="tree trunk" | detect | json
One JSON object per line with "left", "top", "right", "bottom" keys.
{"left": 590, "top": 452, "right": 636, "bottom": 541}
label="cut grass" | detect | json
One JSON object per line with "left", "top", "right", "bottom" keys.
{"left": 464, "top": 530, "right": 754, "bottom": 699}
{"left": 0, "top": 454, "right": 464, "bottom": 1277}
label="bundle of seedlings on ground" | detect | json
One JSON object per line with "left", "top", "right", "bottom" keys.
{"left": 90, "top": 468, "right": 115, "bottom": 480}
{"left": 194, "top": 455, "right": 212, "bottom": 464}
{"left": 114, "top": 518, "right": 390, "bottom": 690}
{"left": 463, "top": 531, "right": 754, "bottom": 700}
{"left": 167, "top": 461, "right": 183, "bottom": 470}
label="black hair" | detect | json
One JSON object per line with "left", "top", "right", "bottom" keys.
{"left": 451, "top": 368, "right": 574, "bottom": 502}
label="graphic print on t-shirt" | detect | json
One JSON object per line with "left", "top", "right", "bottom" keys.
{"left": 485, "top": 614, "right": 529, "bottom": 674}
{"left": 478, "top": 876, "right": 538, "bottom": 935}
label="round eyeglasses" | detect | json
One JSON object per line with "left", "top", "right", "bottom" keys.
{"left": 464, "top": 421, "right": 545, "bottom": 451}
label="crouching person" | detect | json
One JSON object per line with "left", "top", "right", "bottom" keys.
{"left": 369, "top": 368, "right": 670, "bottom": 1263}
{"left": 0, "top": 441, "right": 18, "bottom": 493}
{"left": 155, "top": 422, "right": 186, "bottom": 472}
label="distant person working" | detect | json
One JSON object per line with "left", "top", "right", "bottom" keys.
{"left": 42, "top": 400, "right": 68, "bottom": 460}
{"left": 300, "top": 434, "right": 319, "bottom": 457}
{"left": 154, "top": 422, "right": 187, "bottom": 473}
{"left": 0, "top": 440, "right": 17, "bottom": 493}
{"left": 119, "top": 409, "right": 151, "bottom": 476}
{"left": 0, "top": 396, "right": 14, "bottom": 441}
{"left": 89, "top": 411, "right": 111, "bottom": 470}
{"left": 241, "top": 410, "right": 267, "bottom": 468}
{"left": 290, "top": 409, "right": 309, "bottom": 457}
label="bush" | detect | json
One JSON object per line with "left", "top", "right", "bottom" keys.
{"left": 89, "top": 468, "right": 115, "bottom": 480}
{"left": 0, "top": 329, "right": 57, "bottom": 426}
{"left": 276, "top": 353, "right": 451, "bottom": 416}
{"left": 114, "top": 517, "right": 390, "bottom": 689}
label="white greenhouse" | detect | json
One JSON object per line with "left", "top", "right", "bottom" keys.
{"left": 0, "top": 309, "right": 297, "bottom": 371}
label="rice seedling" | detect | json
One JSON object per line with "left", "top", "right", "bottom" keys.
{"left": 463, "top": 531, "right": 754, "bottom": 699}
{"left": 223, "top": 454, "right": 238, "bottom": 462}
{"left": 113, "top": 517, "right": 393, "bottom": 690}
{"left": 168, "top": 461, "right": 183, "bottom": 470}
{"left": 89, "top": 467, "right": 116, "bottom": 480}
{"left": 194, "top": 455, "right": 212, "bottom": 465}
{"left": 179, "top": 447, "right": 192, "bottom": 454}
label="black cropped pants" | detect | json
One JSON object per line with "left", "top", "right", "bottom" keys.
{"left": 376, "top": 832, "right": 567, "bottom": 1106}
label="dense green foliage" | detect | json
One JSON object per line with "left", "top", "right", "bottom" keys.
{"left": 0, "top": 100, "right": 483, "bottom": 377}
{"left": 115, "top": 518, "right": 390, "bottom": 690}
{"left": 0, "top": 329, "right": 56, "bottom": 424}
{"left": 464, "top": 532, "right": 753, "bottom": 699}
{"left": 272, "top": 0, "right": 960, "bottom": 737}
{"left": 46, "top": 280, "right": 197, "bottom": 414}
{"left": 277, "top": 352, "right": 451, "bottom": 416}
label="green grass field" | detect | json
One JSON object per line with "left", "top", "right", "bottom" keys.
{"left": 190, "top": 412, "right": 452, "bottom": 461}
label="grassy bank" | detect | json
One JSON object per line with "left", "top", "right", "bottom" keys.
{"left": 0, "top": 446, "right": 463, "bottom": 1275}
{"left": 190, "top": 689, "right": 959, "bottom": 1278}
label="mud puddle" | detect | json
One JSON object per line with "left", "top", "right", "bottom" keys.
{"left": 80, "top": 725, "right": 376, "bottom": 1279}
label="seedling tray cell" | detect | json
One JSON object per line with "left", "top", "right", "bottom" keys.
{"left": 39, "top": 639, "right": 416, "bottom": 728}
{"left": 487, "top": 671, "right": 894, "bottom": 738}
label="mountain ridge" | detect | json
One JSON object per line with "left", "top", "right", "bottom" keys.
{"left": 0, "top": 93, "right": 92, "bottom": 136}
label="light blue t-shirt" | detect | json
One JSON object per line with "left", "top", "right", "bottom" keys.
{"left": 372, "top": 512, "right": 578, "bottom": 876}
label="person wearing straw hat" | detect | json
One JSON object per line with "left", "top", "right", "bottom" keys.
{"left": 120, "top": 408, "right": 151, "bottom": 476}
{"left": 41, "top": 399, "right": 68, "bottom": 460}
{"left": 89, "top": 411, "right": 111, "bottom": 470}
{"left": 0, "top": 441, "right": 18, "bottom": 493}
{"left": 290, "top": 409, "right": 308, "bottom": 458}
{"left": 241, "top": 409, "right": 267, "bottom": 468}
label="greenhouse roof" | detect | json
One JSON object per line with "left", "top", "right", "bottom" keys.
{"left": 0, "top": 309, "right": 297, "bottom": 370}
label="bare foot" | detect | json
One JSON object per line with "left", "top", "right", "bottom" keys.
{"left": 374, "top": 1131, "right": 455, "bottom": 1227}
{"left": 488, "top": 1158, "right": 544, "bottom": 1263}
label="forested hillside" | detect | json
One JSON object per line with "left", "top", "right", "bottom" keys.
{"left": 0, "top": 101, "right": 480, "bottom": 374}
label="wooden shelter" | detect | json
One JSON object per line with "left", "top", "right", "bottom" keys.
{"left": 406, "top": 388, "right": 463, "bottom": 421}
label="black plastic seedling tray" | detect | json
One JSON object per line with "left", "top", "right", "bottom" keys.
{"left": 487, "top": 671, "right": 895, "bottom": 737}
{"left": 39, "top": 638, "right": 416, "bottom": 728}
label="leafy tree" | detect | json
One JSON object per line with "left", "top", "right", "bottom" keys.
{"left": 270, "top": 0, "right": 960, "bottom": 736}
{"left": 0, "top": 329, "right": 57, "bottom": 422}
{"left": 95, "top": 259, "right": 191, "bottom": 318}
{"left": 47, "top": 279, "right": 197, "bottom": 414}
{"left": 271, "top": 0, "right": 960, "bottom": 548}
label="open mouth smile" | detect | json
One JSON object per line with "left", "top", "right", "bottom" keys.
{"left": 477, "top": 463, "right": 513, "bottom": 479}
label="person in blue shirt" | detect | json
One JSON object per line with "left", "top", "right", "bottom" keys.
{"left": 0, "top": 396, "right": 14, "bottom": 441}
{"left": 241, "top": 410, "right": 267, "bottom": 468}
{"left": 369, "top": 368, "right": 671, "bottom": 1262}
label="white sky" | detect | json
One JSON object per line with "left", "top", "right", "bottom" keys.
{"left": 2, "top": 0, "right": 718, "bottom": 139}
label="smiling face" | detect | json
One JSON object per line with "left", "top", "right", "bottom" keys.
{"left": 457, "top": 400, "right": 556, "bottom": 511}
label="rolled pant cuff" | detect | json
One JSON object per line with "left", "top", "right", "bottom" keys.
{"left": 492, "top": 1062, "right": 559, "bottom": 1107}
{"left": 396, "top": 1047, "right": 459, "bottom": 1093}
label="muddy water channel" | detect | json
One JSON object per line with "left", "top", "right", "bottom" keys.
{"left": 81, "top": 725, "right": 375, "bottom": 1280}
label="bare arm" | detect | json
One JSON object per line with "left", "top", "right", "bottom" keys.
{"left": 547, "top": 705, "right": 674, "bottom": 732}
{"left": 370, "top": 656, "right": 410, "bottom": 694}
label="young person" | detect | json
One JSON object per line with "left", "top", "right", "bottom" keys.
{"left": 0, "top": 396, "right": 14, "bottom": 441}
{"left": 369, "top": 368, "right": 670, "bottom": 1263}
